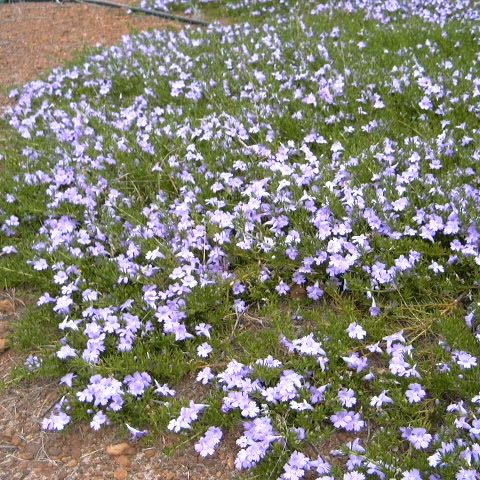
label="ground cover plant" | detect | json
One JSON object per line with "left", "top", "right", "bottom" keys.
{"left": 1, "top": 0, "right": 480, "bottom": 478}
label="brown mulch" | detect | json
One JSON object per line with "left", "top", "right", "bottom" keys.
{"left": 0, "top": 0, "right": 182, "bottom": 109}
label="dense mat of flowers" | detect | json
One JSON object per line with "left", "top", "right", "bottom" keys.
{"left": 143, "top": 0, "right": 480, "bottom": 23}
{"left": 2, "top": 0, "right": 480, "bottom": 478}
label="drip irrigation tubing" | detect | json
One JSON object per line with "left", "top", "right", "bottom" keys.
{"left": 1, "top": 0, "right": 210, "bottom": 26}
{"left": 73, "top": 0, "right": 210, "bottom": 25}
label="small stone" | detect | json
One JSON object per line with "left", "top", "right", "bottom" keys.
{"left": 113, "top": 468, "right": 128, "bottom": 480}
{"left": 68, "top": 436, "right": 82, "bottom": 459}
{"left": 66, "top": 458, "right": 78, "bottom": 467}
{"left": 34, "top": 463, "right": 55, "bottom": 476}
{"left": 106, "top": 442, "right": 131, "bottom": 456}
{"left": 143, "top": 449, "right": 155, "bottom": 459}
{"left": 46, "top": 445, "right": 63, "bottom": 457}
{"left": 125, "top": 445, "right": 136, "bottom": 455}
{"left": 0, "top": 338, "right": 10, "bottom": 352}
{"left": 70, "top": 445, "right": 82, "bottom": 459}
{"left": 19, "top": 447, "right": 36, "bottom": 460}
{"left": 0, "top": 300, "right": 14, "bottom": 314}
{"left": 114, "top": 455, "right": 132, "bottom": 468}
{"left": 10, "top": 435, "right": 23, "bottom": 446}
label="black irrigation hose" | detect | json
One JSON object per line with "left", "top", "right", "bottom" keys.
{"left": 71, "top": 0, "right": 210, "bottom": 25}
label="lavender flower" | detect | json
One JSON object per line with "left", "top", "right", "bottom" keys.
{"left": 126, "top": 423, "right": 149, "bottom": 440}
{"left": 370, "top": 390, "right": 394, "bottom": 409}
{"left": 331, "top": 410, "right": 365, "bottom": 432}
{"left": 235, "top": 417, "right": 280, "bottom": 470}
{"left": 196, "top": 367, "right": 215, "bottom": 384}
{"left": 400, "top": 427, "right": 432, "bottom": 450}
{"left": 194, "top": 426, "right": 223, "bottom": 457}
{"left": 197, "top": 342, "right": 213, "bottom": 358}
{"left": 42, "top": 411, "right": 71, "bottom": 431}
{"left": 167, "top": 401, "right": 207, "bottom": 433}
{"left": 279, "top": 451, "right": 310, "bottom": 480}
{"left": 405, "top": 384, "right": 427, "bottom": 404}
{"left": 347, "top": 322, "right": 367, "bottom": 340}
{"left": 124, "top": 372, "right": 152, "bottom": 396}
{"left": 338, "top": 388, "right": 357, "bottom": 408}
{"left": 91, "top": 411, "right": 109, "bottom": 430}
{"left": 25, "top": 355, "right": 42, "bottom": 372}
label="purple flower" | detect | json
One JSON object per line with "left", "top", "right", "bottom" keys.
{"left": 59, "top": 373, "right": 77, "bottom": 387}
{"left": 25, "top": 355, "right": 42, "bottom": 372}
{"left": 330, "top": 410, "right": 365, "bottom": 432}
{"left": 419, "top": 96, "right": 433, "bottom": 110}
{"left": 53, "top": 295, "right": 73, "bottom": 314}
{"left": 42, "top": 400, "right": 71, "bottom": 431}
{"left": 255, "top": 355, "right": 282, "bottom": 368}
{"left": 346, "top": 322, "right": 367, "bottom": 340}
{"left": 194, "top": 322, "right": 212, "bottom": 338}
{"left": 370, "top": 390, "right": 394, "bottom": 409}
{"left": 343, "top": 472, "right": 366, "bottom": 480}
{"left": 338, "top": 388, "right": 357, "bottom": 408}
{"left": 306, "top": 282, "right": 324, "bottom": 300}
{"left": 1, "top": 245, "right": 17, "bottom": 255}
{"left": 124, "top": 372, "right": 152, "bottom": 396}
{"left": 276, "top": 281, "right": 290, "bottom": 296}
{"left": 309, "top": 456, "right": 331, "bottom": 475}
{"left": 167, "top": 401, "right": 206, "bottom": 433}
{"left": 452, "top": 350, "right": 477, "bottom": 369}
{"left": 56, "top": 344, "right": 77, "bottom": 360}
{"left": 405, "top": 384, "right": 426, "bottom": 403}
{"left": 77, "top": 375, "right": 124, "bottom": 410}
{"left": 126, "top": 423, "right": 149, "bottom": 440}
{"left": 400, "top": 427, "right": 432, "bottom": 450}
{"left": 291, "top": 427, "right": 306, "bottom": 441}
{"left": 30, "top": 258, "right": 48, "bottom": 271}
{"left": 194, "top": 426, "right": 223, "bottom": 457}
{"left": 196, "top": 367, "right": 215, "bottom": 385}
{"left": 310, "top": 384, "right": 329, "bottom": 404}
{"left": 82, "top": 289, "right": 100, "bottom": 302}
{"left": 342, "top": 353, "right": 369, "bottom": 372}
{"left": 428, "top": 261, "right": 444, "bottom": 274}
{"left": 197, "top": 342, "right": 213, "bottom": 358}
{"left": 235, "top": 417, "right": 280, "bottom": 470}
{"left": 456, "top": 469, "right": 479, "bottom": 480}
{"left": 280, "top": 451, "right": 310, "bottom": 480}
{"left": 42, "top": 411, "right": 71, "bottom": 431}
{"left": 90, "top": 411, "right": 109, "bottom": 430}
{"left": 290, "top": 400, "right": 314, "bottom": 412}
{"left": 154, "top": 380, "right": 175, "bottom": 397}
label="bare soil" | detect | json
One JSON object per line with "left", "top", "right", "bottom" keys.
{"left": 0, "top": 4, "right": 239, "bottom": 478}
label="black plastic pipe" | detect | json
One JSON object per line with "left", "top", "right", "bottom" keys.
{"left": 1, "top": 0, "right": 210, "bottom": 26}
{"left": 72, "top": 0, "right": 209, "bottom": 26}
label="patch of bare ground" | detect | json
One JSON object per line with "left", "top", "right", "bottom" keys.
{"left": 0, "top": 401, "right": 239, "bottom": 480}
